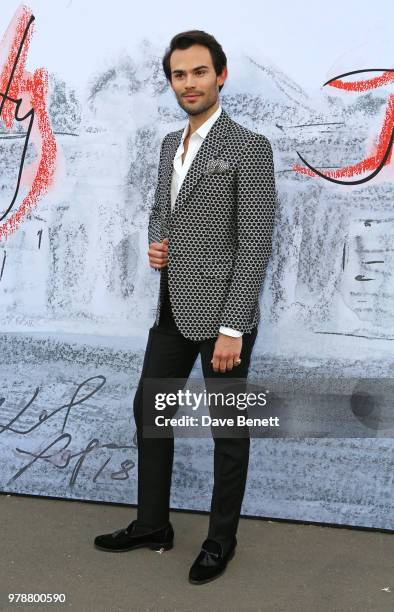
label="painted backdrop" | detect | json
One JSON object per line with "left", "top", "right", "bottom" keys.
{"left": 0, "top": 0, "right": 393, "bottom": 530}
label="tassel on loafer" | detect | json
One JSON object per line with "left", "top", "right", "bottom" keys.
{"left": 94, "top": 520, "right": 174, "bottom": 552}
{"left": 188, "top": 537, "right": 237, "bottom": 585}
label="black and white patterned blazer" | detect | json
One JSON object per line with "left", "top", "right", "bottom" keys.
{"left": 148, "top": 108, "right": 277, "bottom": 341}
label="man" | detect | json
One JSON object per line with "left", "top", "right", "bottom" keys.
{"left": 95, "top": 30, "right": 277, "bottom": 585}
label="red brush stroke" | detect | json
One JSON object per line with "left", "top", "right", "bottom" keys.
{"left": 327, "top": 70, "right": 394, "bottom": 92}
{"left": 0, "top": 5, "right": 57, "bottom": 240}
{"left": 293, "top": 71, "right": 394, "bottom": 182}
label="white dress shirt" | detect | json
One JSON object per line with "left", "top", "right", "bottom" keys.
{"left": 170, "top": 105, "right": 242, "bottom": 338}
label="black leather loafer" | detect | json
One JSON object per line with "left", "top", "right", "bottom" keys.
{"left": 94, "top": 520, "right": 174, "bottom": 552}
{"left": 188, "top": 537, "right": 237, "bottom": 585}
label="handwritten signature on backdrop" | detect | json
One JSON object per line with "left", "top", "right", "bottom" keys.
{"left": 0, "top": 376, "right": 137, "bottom": 488}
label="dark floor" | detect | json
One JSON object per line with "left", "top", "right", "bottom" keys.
{"left": 1, "top": 494, "right": 393, "bottom": 612}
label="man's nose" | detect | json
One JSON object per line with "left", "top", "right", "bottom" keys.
{"left": 184, "top": 74, "right": 197, "bottom": 88}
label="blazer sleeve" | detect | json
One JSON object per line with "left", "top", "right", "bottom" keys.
{"left": 148, "top": 135, "right": 167, "bottom": 247}
{"left": 219, "top": 133, "right": 277, "bottom": 333}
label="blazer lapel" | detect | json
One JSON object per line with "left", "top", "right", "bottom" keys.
{"left": 161, "top": 129, "right": 182, "bottom": 210}
{"left": 164, "top": 109, "right": 231, "bottom": 222}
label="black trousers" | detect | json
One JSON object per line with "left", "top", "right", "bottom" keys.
{"left": 133, "top": 274, "right": 258, "bottom": 552}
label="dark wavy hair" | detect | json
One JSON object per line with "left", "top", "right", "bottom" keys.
{"left": 162, "top": 30, "right": 227, "bottom": 92}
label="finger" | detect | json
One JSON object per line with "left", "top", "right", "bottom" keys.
{"left": 219, "top": 357, "right": 228, "bottom": 373}
{"left": 151, "top": 241, "right": 168, "bottom": 251}
{"left": 149, "top": 261, "right": 168, "bottom": 269}
{"left": 149, "top": 259, "right": 168, "bottom": 267}
{"left": 149, "top": 253, "right": 168, "bottom": 263}
{"left": 149, "top": 257, "right": 167, "bottom": 267}
{"left": 149, "top": 246, "right": 167, "bottom": 257}
{"left": 211, "top": 356, "right": 219, "bottom": 372}
{"left": 226, "top": 358, "right": 234, "bottom": 371}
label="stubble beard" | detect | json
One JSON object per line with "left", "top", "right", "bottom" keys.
{"left": 177, "top": 92, "right": 218, "bottom": 117}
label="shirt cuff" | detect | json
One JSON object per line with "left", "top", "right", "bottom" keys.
{"left": 219, "top": 326, "right": 243, "bottom": 337}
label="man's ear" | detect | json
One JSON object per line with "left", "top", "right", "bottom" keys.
{"left": 218, "top": 65, "right": 228, "bottom": 88}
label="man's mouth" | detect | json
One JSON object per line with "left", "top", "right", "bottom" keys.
{"left": 183, "top": 94, "right": 201, "bottom": 100}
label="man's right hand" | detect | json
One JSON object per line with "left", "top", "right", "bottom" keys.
{"left": 148, "top": 238, "right": 169, "bottom": 270}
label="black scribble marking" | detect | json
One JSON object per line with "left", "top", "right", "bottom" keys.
{"left": 296, "top": 128, "right": 394, "bottom": 185}
{"left": 0, "top": 250, "right": 5, "bottom": 280}
{"left": 53, "top": 131, "right": 79, "bottom": 136}
{"left": 323, "top": 68, "right": 394, "bottom": 87}
{"left": 296, "top": 68, "right": 394, "bottom": 185}
{"left": 92, "top": 456, "right": 112, "bottom": 483}
{"left": 356, "top": 248, "right": 394, "bottom": 253}
{"left": 350, "top": 291, "right": 393, "bottom": 297}
{"left": 362, "top": 260, "right": 384, "bottom": 264}
{"left": 314, "top": 331, "right": 394, "bottom": 340}
{"left": 246, "top": 55, "right": 313, "bottom": 113}
{"left": 37, "top": 229, "right": 42, "bottom": 249}
{"left": 111, "top": 459, "right": 135, "bottom": 481}
{"left": 342, "top": 243, "right": 346, "bottom": 271}
{"left": 0, "top": 251, "right": 7, "bottom": 281}
{"left": 0, "top": 14, "right": 35, "bottom": 222}
{"left": 0, "top": 134, "right": 28, "bottom": 140}
{"left": 0, "top": 376, "right": 105, "bottom": 436}
{"left": 355, "top": 274, "right": 374, "bottom": 281}
{"left": 363, "top": 217, "right": 394, "bottom": 226}
{"left": 1, "top": 374, "right": 139, "bottom": 487}
{"left": 276, "top": 121, "right": 344, "bottom": 130}
{"left": 278, "top": 166, "right": 343, "bottom": 174}
{"left": 0, "top": 130, "right": 78, "bottom": 138}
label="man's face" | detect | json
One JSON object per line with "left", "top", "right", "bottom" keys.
{"left": 169, "top": 44, "right": 227, "bottom": 116}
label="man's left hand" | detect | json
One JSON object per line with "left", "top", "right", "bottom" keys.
{"left": 211, "top": 333, "right": 242, "bottom": 373}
